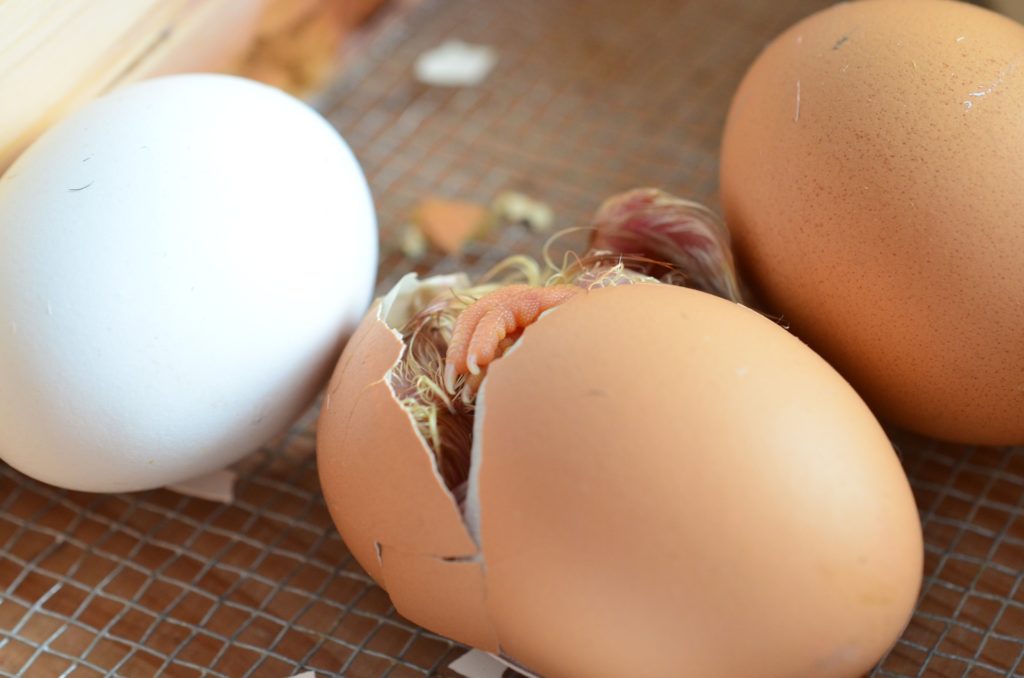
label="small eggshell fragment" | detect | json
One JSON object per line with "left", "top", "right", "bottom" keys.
{"left": 720, "top": 0, "right": 1024, "bottom": 443}
{"left": 412, "top": 197, "right": 489, "bottom": 255}
{"left": 0, "top": 74, "right": 377, "bottom": 492}
{"left": 317, "top": 278, "right": 923, "bottom": 678}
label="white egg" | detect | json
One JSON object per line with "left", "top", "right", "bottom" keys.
{"left": 0, "top": 74, "right": 377, "bottom": 492}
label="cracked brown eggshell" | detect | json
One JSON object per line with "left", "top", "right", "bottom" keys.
{"left": 317, "top": 278, "right": 923, "bottom": 678}
{"left": 317, "top": 274, "right": 498, "bottom": 652}
{"left": 720, "top": 0, "right": 1024, "bottom": 444}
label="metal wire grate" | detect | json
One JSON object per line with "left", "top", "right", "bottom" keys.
{"left": 2, "top": 1, "right": 1023, "bottom": 676}
{"left": 0, "top": 411, "right": 461, "bottom": 677}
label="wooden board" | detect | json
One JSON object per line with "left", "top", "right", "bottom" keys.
{"left": 0, "top": 0, "right": 386, "bottom": 173}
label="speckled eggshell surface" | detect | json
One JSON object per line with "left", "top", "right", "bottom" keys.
{"left": 720, "top": 0, "right": 1024, "bottom": 444}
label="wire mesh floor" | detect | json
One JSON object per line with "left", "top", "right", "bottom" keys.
{"left": 2, "top": 0, "right": 1023, "bottom": 676}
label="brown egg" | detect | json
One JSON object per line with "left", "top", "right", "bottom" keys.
{"left": 317, "top": 276, "right": 923, "bottom": 678}
{"left": 720, "top": 0, "right": 1024, "bottom": 444}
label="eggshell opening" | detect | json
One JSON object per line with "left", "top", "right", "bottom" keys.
{"left": 318, "top": 274, "right": 478, "bottom": 581}
{"left": 321, "top": 277, "right": 923, "bottom": 676}
{"left": 318, "top": 273, "right": 501, "bottom": 648}
{"left": 379, "top": 272, "right": 471, "bottom": 330}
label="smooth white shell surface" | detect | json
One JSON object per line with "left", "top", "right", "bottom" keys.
{"left": 0, "top": 74, "right": 377, "bottom": 491}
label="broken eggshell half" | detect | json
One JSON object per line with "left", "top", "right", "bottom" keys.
{"left": 316, "top": 274, "right": 924, "bottom": 678}
{"left": 316, "top": 272, "right": 498, "bottom": 652}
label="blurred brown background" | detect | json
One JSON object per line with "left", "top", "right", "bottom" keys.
{"left": 1, "top": 1, "right": 1022, "bottom": 676}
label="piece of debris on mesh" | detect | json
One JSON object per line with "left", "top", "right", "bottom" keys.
{"left": 399, "top": 222, "right": 429, "bottom": 259}
{"left": 449, "top": 650, "right": 537, "bottom": 678}
{"left": 407, "top": 197, "right": 491, "bottom": 256}
{"left": 414, "top": 40, "right": 498, "bottom": 87}
{"left": 167, "top": 468, "right": 238, "bottom": 503}
{"left": 490, "top": 190, "right": 554, "bottom": 232}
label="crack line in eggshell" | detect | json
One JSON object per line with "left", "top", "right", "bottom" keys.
{"left": 381, "top": 366, "right": 451, "bottom": 493}
{"left": 378, "top": 544, "right": 486, "bottom": 563}
{"left": 459, "top": 291, "right": 609, "bottom": 678}
{"left": 461, "top": 292, "right": 581, "bottom": 547}
{"left": 373, "top": 276, "right": 582, "bottom": 560}
{"left": 379, "top": 272, "right": 484, "bottom": 544}
{"left": 376, "top": 540, "right": 501, "bottom": 652}
{"left": 463, "top": 379, "right": 488, "bottom": 547}
{"left": 380, "top": 272, "right": 579, "bottom": 528}
{"left": 437, "top": 553, "right": 484, "bottom": 563}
